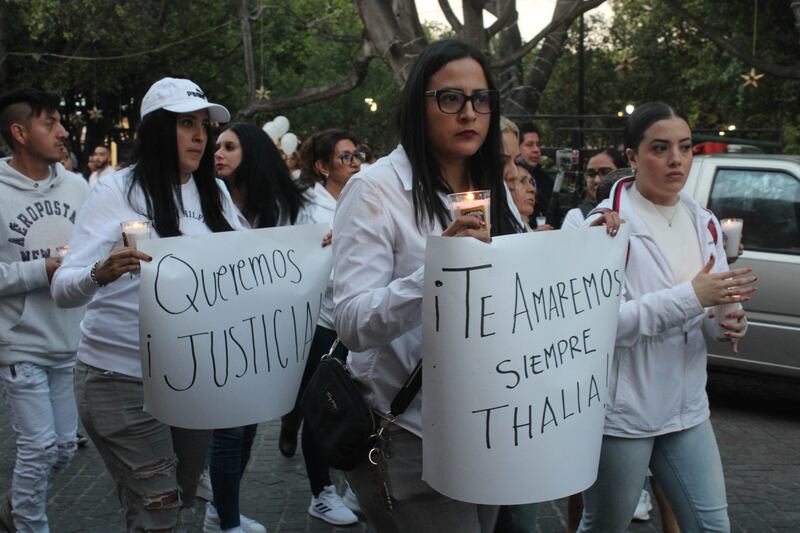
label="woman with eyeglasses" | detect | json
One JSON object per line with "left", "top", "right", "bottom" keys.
{"left": 330, "top": 39, "right": 526, "bottom": 533}
{"left": 561, "top": 148, "right": 627, "bottom": 230}
{"left": 274, "top": 128, "right": 364, "bottom": 526}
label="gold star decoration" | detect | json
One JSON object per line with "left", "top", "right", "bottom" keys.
{"left": 88, "top": 106, "right": 103, "bottom": 121}
{"left": 255, "top": 85, "right": 271, "bottom": 101}
{"left": 615, "top": 50, "right": 638, "bottom": 73}
{"left": 740, "top": 68, "right": 764, "bottom": 88}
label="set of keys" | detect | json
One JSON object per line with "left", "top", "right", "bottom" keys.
{"left": 369, "top": 419, "right": 395, "bottom": 511}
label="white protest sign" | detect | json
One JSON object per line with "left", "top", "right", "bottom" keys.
{"left": 138, "top": 224, "right": 332, "bottom": 429}
{"left": 422, "top": 225, "right": 630, "bottom": 504}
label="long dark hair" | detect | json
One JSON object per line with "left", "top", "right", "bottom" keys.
{"left": 624, "top": 102, "right": 679, "bottom": 152}
{"left": 223, "top": 122, "right": 307, "bottom": 228}
{"left": 396, "top": 39, "right": 521, "bottom": 236}
{"left": 129, "top": 109, "right": 233, "bottom": 237}
{"left": 298, "top": 128, "right": 359, "bottom": 184}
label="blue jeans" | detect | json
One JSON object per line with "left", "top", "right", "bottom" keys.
{"left": 578, "top": 419, "right": 730, "bottom": 533}
{"left": 0, "top": 361, "right": 77, "bottom": 533}
{"left": 209, "top": 424, "right": 257, "bottom": 529}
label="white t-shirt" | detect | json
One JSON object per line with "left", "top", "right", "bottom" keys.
{"left": 628, "top": 184, "right": 703, "bottom": 284}
{"left": 52, "top": 167, "right": 244, "bottom": 377}
{"left": 88, "top": 165, "right": 115, "bottom": 188}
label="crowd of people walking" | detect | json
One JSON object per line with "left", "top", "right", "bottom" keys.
{"left": 0, "top": 37, "right": 756, "bottom": 533}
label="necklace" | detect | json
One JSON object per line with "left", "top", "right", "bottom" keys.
{"left": 654, "top": 203, "right": 680, "bottom": 227}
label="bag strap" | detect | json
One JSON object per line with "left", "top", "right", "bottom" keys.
{"left": 389, "top": 360, "right": 422, "bottom": 418}
{"left": 326, "top": 338, "right": 422, "bottom": 420}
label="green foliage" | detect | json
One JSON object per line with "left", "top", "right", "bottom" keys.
{"left": 538, "top": 0, "right": 800, "bottom": 152}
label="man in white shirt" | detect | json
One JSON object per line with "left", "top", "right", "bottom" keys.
{"left": 87, "top": 144, "right": 114, "bottom": 187}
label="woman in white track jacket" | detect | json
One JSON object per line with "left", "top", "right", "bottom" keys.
{"left": 578, "top": 102, "right": 757, "bottom": 533}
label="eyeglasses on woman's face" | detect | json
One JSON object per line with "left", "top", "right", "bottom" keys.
{"left": 338, "top": 151, "right": 366, "bottom": 166}
{"left": 424, "top": 89, "right": 498, "bottom": 115}
{"left": 585, "top": 167, "right": 614, "bottom": 179}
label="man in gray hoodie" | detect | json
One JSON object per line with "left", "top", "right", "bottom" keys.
{"left": 0, "top": 88, "right": 89, "bottom": 532}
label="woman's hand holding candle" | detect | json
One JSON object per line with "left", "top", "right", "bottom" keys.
{"left": 94, "top": 248, "right": 153, "bottom": 285}
{"left": 442, "top": 214, "right": 491, "bottom": 243}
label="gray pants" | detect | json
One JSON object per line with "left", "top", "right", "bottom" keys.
{"left": 346, "top": 426, "right": 498, "bottom": 533}
{"left": 75, "top": 361, "right": 211, "bottom": 532}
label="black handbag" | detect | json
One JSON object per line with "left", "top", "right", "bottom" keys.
{"left": 301, "top": 338, "right": 421, "bottom": 471}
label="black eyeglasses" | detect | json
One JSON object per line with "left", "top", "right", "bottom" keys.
{"left": 424, "top": 89, "right": 498, "bottom": 114}
{"left": 585, "top": 167, "right": 614, "bottom": 179}
{"left": 338, "top": 151, "right": 366, "bottom": 165}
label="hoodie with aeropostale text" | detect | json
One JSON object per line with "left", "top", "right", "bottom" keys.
{"left": 0, "top": 157, "right": 89, "bottom": 365}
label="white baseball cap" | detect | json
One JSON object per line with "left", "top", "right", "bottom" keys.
{"left": 140, "top": 77, "right": 230, "bottom": 122}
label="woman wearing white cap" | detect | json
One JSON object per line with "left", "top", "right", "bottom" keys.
{"left": 52, "top": 77, "right": 243, "bottom": 531}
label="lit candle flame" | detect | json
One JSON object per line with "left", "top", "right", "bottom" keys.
{"left": 466, "top": 192, "right": 475, "bottom": 201}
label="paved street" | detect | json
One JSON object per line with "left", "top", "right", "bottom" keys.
{"left": 0, "top": 369, "right": 797, "bottom": 532}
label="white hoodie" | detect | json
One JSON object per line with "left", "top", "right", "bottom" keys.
{"left": 0, "top": 157, "right": 89, "bottom": 365}
{"left": 589, "top": 177, "right": 736, "bottom": 437}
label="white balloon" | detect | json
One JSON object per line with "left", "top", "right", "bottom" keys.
{"left": 264, "top": 121, "right": 281, "bottom": 141}
{"left": 262, "top": 120, "right": 274, "bottom": 133}
{"left": 281, "top": 132, "right": 299, "bottom": 155}
{"left": 273, "top": 115, "right": 290, "bottom": 138}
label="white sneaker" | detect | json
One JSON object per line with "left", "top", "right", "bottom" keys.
{"left": 308, "top": 485, "right": 359, "bottom": 526}
{"left": 196, "top": 469, "right": 213, "bottom": 502}
{"left": 341, "top": 482, "right": 362, "bottom": 514}
{"left": 633, "top": 489, "right": 653, "bottom": 521}
{"left": 203, "top": 502, "right": 267, "bottom": 533}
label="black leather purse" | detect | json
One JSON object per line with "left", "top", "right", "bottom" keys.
{"left": 301, "top": 338, "right": 421, "bottom": 471}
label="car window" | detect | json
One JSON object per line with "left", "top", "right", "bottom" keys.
{"left": 708, "top": 167, "right": 800, "bottom": 255}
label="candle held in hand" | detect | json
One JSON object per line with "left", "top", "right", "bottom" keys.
{"left": 121, "top": 220, "right": 152, "bottom": 250}
{"left": 448, "top": 190, "right": 491, "bottom": 230}
{"left": 720, "top": 218, "right": 743, "bottom": 259}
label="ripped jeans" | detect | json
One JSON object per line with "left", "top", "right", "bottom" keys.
{"left": 75, "top": 361, "right": 211, "bottom": 532}
{"left": 0, "top": 361, "right": 78, "bottom": 533}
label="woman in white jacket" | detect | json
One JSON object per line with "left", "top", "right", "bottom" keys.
{"left": 52, "top": 78, "right": 243, "bottom": 531}
{"left": 577, "top": 102, "right": 757, "bottom": 533}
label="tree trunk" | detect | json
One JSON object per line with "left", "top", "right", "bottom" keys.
{"left": 354, "top": 0, "right": 428, "bottom": 85}
{"left": 240, "top": 0, "right": 256, "bottom": 102}
{"left": 516, "top": 0, "right": 577, "bottom": 114}
{"left": 494, "top": 0, "right": 524, "bottom": 109}
{"left": 461, "top": 0, "right": 488, "bottom": 51}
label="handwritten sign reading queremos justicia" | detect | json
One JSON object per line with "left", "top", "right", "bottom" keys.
{"left": 138, "top": 224, "right": 332, "bottom": 429}
{"left": 422, "top": 225, "right": 629, "bottom": 504}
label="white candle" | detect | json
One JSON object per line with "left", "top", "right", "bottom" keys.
{"left": 720, "top": 218, "right": 743, "bottom": 259}
{"left": 120, "top": 220, "right": 152, "bottom": 250}
{"left": 447, "top": 190, "right": 491, "bottom": 230}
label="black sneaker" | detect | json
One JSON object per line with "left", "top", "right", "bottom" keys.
{"left": 77, "top": 432, "right": 89, "bottom": 449}
{"left": 278, "top": 421, "right": 298, "bottom": 458}
{"left": 0, "top": 492, "right": 13, "bottom": 532}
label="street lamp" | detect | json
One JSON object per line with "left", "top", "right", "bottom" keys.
{"left": 625, "top": 104, "right": 635, "bottom": 115}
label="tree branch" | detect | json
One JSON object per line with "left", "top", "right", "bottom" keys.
{"left": 663, "top": 0, "right": 800, "bottom": 79}
{"left": 487, "top": 0, "right": 518, "bottom": 39}
{"left": 438, "top": 0, "right": 463, "bottom": 32}
{"left": 491, "top": 0, "right": 605, "bottom": 70}
{"left": 238, "top": 39, "right": 376, "bottom": 117}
